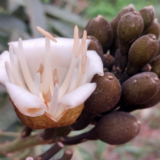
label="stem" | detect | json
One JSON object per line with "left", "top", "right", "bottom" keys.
{"left": 21, "top": 126, "right": 33, "bottom": 138}
{"left": 59, "top": 150, "right": 73, "bottom": 160}
{"left": 0, "top": 134, "right": 47, "bottom": 155}
{"left": 70, "top": 110, "right": 94, "bottom": 131}
{"left": 59, "top": 128, "right": 97, "bottom": 145}
{"left": 0, "top": 132, "right": 20, "bottom": 137}
{"left": 0, "top": 126, "right": 71, "bottom": 156}
{"left": 34, "top": 142, "right": 64, "bottom": 160}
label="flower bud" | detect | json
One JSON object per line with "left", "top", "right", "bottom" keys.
{"left": 120, "top": 72, "right": 159, "bottom": 105}
{"left": 117, "top": 11, "right": 144, "bottom": 55}
{"left": 87, "top": 35, "right": 104, "bottom": 63}
{"left": 145, "top": 18, "right": 160, "bottom": 39}
{"left": 110, "top": 4, "right": 135, "bottom": 56}
{"left": 85, "top": 72, "right": 121, "bottom": 113}
{"left": 127, "top": 34, "right": 159, "bottom": 75}
{"left": 139, "top": 5, "right": 155, "bottom": 32}
{"left": 119, "top": 84, "right": 160, "bottom": 112}
{"left": 150, "top": 55, "right": 160, "bottom": 78}
{"left": 85, "top": 15, "right": 113, "bottom": 53}
{"left": 96, "top": 111, "right": 140, "bottom": 145}
{"left": 103, "top": 54, "right": 114, "bottom": 70}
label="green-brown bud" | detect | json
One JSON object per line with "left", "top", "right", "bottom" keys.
{"left": 139, "top": 5, "right": 155, "bottom": 32}
{"left": 117, "top": 11, "right": 144, "bottom": 54}
{"left": 127, "top": 34, "right": 159, "bottom": 75}
{"left": 145, "top": 18, "right": 160, "bottom": 39}
{"left": 151, "top": 55, "right": 160, "bottom": 78}
{"left": 121, "top": 72, "right": 159, "bottom": 105}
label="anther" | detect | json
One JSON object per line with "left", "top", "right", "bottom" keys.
{"left": 37, "top": 26, "right": 57, "bottom": 42}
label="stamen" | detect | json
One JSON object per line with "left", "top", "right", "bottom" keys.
{"left": 42, "top": 37, "right": 52, "bottom": 102}
{"left": 72, "top": 25, "right": 79, "bottom": 54}
{"left": 37, "top": 26, "right": 57, "bottom": 42}
{"left": 81, "top": 43, "right": 87, "bottom": 74}
{"left": 74, "top": 60, "right": 82, "bottom": 89}
{"left": 33, "top": 73, "right": 40, "bottom": 97}
{"left": 37, "top": 63, "right": 44, "bottom": 83}
{"left": 58, "top": 55, "right": 79, "bottom": 100}
{"left": 79, "top": 57, "right": 90, "bottom": 86}
{"left": 67, "top": 68, "right": 78, "bottom": 93}
{"left": 53, "top": 68, "right": 59, "bottom": 86}
{"left": 5, "top": 61, "right": 15, "bottom": 84}
{"left": 9, "top": 45, "right": 26, "bottom": 88}
{"left": 18, "top": 38, "right": 33, "bottom": 92}
{"left": 75, "top": 30, "right": 87, "bottom": 58}
{"left": 49, "top": 83, "right": 59, "bottom": 118}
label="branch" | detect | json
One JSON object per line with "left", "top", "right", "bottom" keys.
{"left": 59, "top": 149, "right": 73, "bottom": 160}
{"left": 0, "top": 126, "right": 71, "bottom": 156}
{"left": 21, "top": 126, "right": 33, "bottom": 138}
{"left": 34, "top": 142, "right": 64, "bottom": 160}
{"left": 59, "top": 128, "right": 97, "bottom": 145}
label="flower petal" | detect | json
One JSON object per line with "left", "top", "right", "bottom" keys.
{"left": 5, "top": 82, "right": 47, "bottom": 117}
{"left": 59, "top": 83, "right": 97, "bottom": 109}
{"left": 9, "top": 38, "right": 91, "bottom": 84}
{"left": 79, "top": 50, "right": 104, "bottom": 86}
{"left": 0, "top": 51, "right": 10, "bottom": 84}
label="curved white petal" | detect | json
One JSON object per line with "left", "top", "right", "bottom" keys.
{"left": 59, "top": 83, "right": 97, "bottom": 109}
{"left": 79, "top": 50, "right": 104, "bottom": 86}
{"left": 9, "top": 38, "right": 91, "bottom": 83}
{"left": 5, "top": 82, "right": 47, "bottom": 117}
{"left": 0, "top": 51, "right": 10, "bottom": 84}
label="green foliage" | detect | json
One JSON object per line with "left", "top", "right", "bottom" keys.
{"left": 85, "top": 0, "right": 160, "bottom": 21}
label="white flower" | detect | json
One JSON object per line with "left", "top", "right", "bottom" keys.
{"left": 0, "top": 26, "right": 103, "bottom": 129}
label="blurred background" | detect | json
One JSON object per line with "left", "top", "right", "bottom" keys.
{"left": 0, "top": 0, "right": 160, "bottom": 160}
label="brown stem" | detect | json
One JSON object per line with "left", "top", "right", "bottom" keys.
{"left": 21, "top": 126, "right": 33, "bottom": 138}
{"left": 70, "top": 110, "right": 95, "bottom": 131}
{"left": 34, "top": 142, "right": 64, "bottom": 160}
{"left": 59, "top": 128, "right": 97, "bottom": 145}
{"left": 40, "top": 128, "right": 57, "bottom": 141}
{"left": 59, "top": 149, "right": 73, "bottom": 160}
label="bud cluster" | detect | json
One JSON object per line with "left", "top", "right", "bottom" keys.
{"left": 68, "top": 4, "right": 160, "bottom": 146}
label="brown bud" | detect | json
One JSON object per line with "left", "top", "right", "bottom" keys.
{"left": 121, "top": 72, "right": 159, "bottom": 105}
{"left": 139, "top": 5, "right": 155, "bottom": 32}
{"left": 103, "top": 54, "right": 114, "bottom": 70}
{"left": 85, "top": 15, "right": 113, "bottom": 53}
{"left": 150, "top": 55, "right": 160, "bottom": 78}
{"left": 141, "top": 64, "right": 152, "bottom": 72}
{"left": 117, "top": 11, "right": 144, "bottom": 54}
{"left": 145, "top": 18, "right": 160, "bottom": 39}
{"left": 96, "top": 111, "right": 140, "bottom": 145}
{"left": 127, "top": 34, "right": 159, "bottom": 75}
{"left": 87, "top": 36, "right": 104, "bottom": 64}
{"left": 85, "top": 72, "right": 121, "bottom": 113}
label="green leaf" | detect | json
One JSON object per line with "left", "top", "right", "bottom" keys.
{"left": 44, "top": 4, "right": 88, "bottom": 28}
{"left": 96, "top": 140, "right": 106, "bottom": 160}
{"left": 0, "top": 96, "right": 19, "bottom": 131}
{"left": 0, "top": 14, "right": 27, "bottom": 33}
{"left": 25, "top": 0, "right": 47, "bottom": 38}
{"left": 48, "top": 18, "right": 73, "bottom": 38}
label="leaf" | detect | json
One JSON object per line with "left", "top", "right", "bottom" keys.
{"left": 25, "top": 0, "right": 47, "bottom": 38}
{"left": 96, "top": 140, "right": 106, "bottom": 160}
{"left": 0, "top": 96, "right": 19, "bottom": 131}
{"left": 44, "top": 4, "right": 88, "bottom": 28}
{"left": 48, "top": 18, "right": 73, "bottom": 38}
{"left": 0, "top": 14, "right": 27, "bottom": 33}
